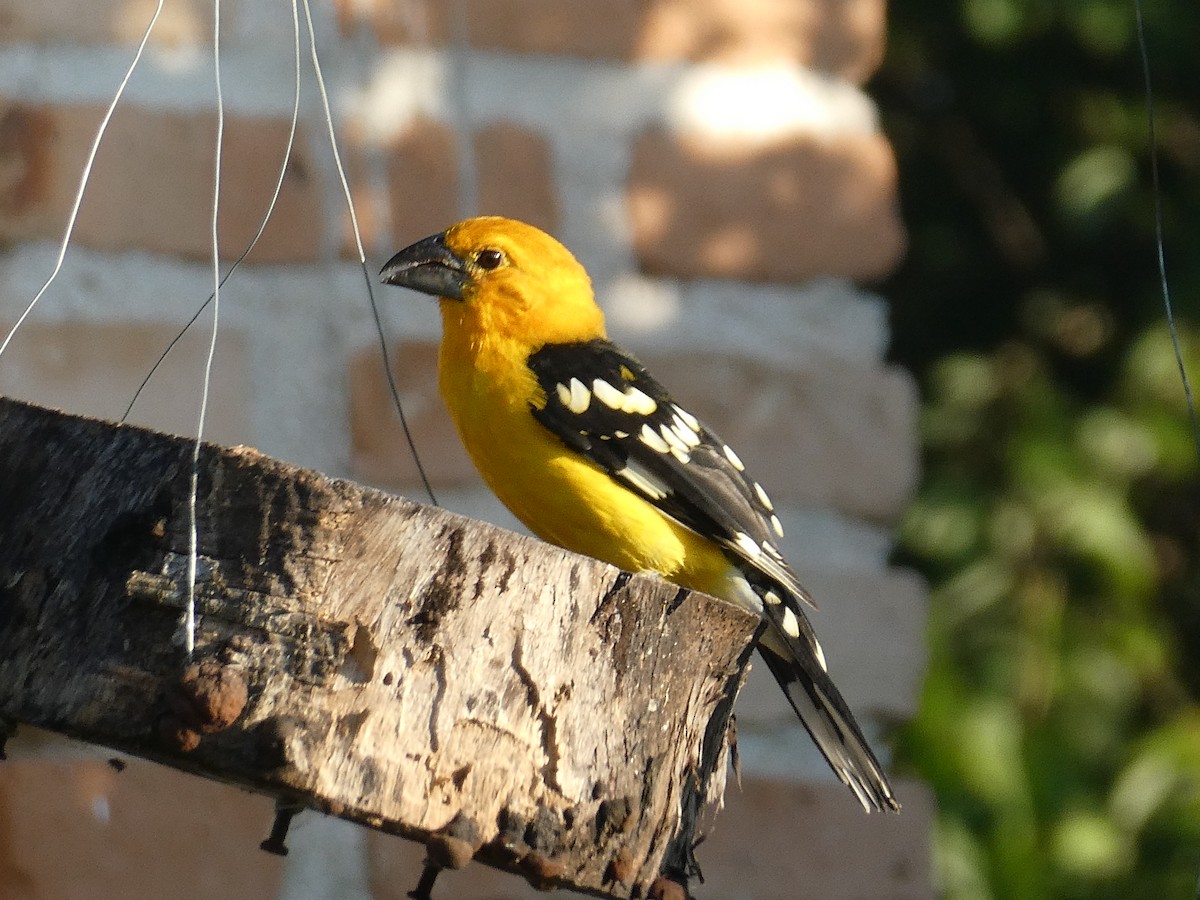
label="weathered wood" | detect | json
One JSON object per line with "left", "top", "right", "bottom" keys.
{"left": 0, "top": 397, "right": 758, "bottom": 897}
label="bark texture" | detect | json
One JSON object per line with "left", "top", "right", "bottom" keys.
{"left": 0, "top": 397, "right": 757, "bottom": 897}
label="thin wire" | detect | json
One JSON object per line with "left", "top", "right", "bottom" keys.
{"left": 1134, "top": 0, "right": 1200, "bottom": 464}
{"left": 0, "top": 0, "right": 164, "bottom": 361}
{"left": 300, "top": 0, "right": 438, "bottom": 506}
{"left": 184, "top": 0, "right": 227, "bottom": 658}
{"left": 123, "top": 0, "right": 303, "bottom": 423}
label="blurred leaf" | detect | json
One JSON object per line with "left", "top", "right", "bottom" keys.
{"left": 987, "top": 499, "right": 1039, "bottom": 559}
{"left": 1051, "top": 809, "right": 1133, "bottom": 880}
{"left": 961, "top": 0, "right": 1025, "bottom": 46}
{"left": 1109, "top": 746, "right": 1181, "bottom": 833}
{"left": 931, "top": 556, "right": 1017, "bottom": 628}
{"left": 956, "top": 699, "right": 1030, "bottom": 807}
{"left": 937, "top": 815, "right": 997, "bottom": 900}
{"left": 1066, "top": 1, "right": 1133, "bottom": 57}
{"left": 879, "top": 0, "right": 1200, "bottom": 895}
{"left": 1039, "top": 484, "right": 1157, "bottom": 598}
{"left": 1123, "top": 324, "right": 1200, "bottom": 416}
{"left": 901, "top": 477, "right": 991, "bottom": 565}
{"left": 1076, "top": 408, "right": 1158, "bottom": 481}
{"left": 1055, "top": 145, "right": 1136, "bottom": 229}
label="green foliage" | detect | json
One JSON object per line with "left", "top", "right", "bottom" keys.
{"left": 875, "top": 0, "right": 1200, "bottom": 896}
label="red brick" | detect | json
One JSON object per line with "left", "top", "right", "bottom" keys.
{"left": 641, "top": 350, "right": 919, "bottom": 521}
{"left": 467, "top": 0, "right": 644, "bottom": 61}
{"left": 0, "top": 769, "right": 35, "bottom": 900}
{"left": 0, "top": 103, "right": 77, "bottom": 239}
{"left": 474, "top": 122, "right": 558, "bottom": 233}
{"left": 368, "top": 828, "right": 549, "bottom": 899}
{"left": 339, "top": 119, "right": 389, "bottom": 259}
{"left": 385, "top": 117, "right": 461, "bottom": 245}
{"left": 735, "top": 568, "right": 928, "bottom": 723}
{"left": 0, "top": 0, "right": 231, "bottom": 46}
{"left": 214, "top": 115, "right": 324, "bottom": 264}
{"left": 0, "top": 101, "right": 323, "bottom": 263}
{"left": 342, "top": 0, "right": 885, "bottom": 80}
{"left": 335, "top": 0, "right": 439, "bottom": 44}
{"left": 342, "top": 0, "right": 642, "bottom": 60}
{"left": 349, "top": 340, "right": 479, "bottom": 490}
{"left": 808, "top": 0, "right": 889, "bottom": 83}
{"left": 366, "top": 777, "right": 932, "bottom": 898}
{"left": 0, "top": 758, "right": 283, "bottom": 900}
{"left": 382, "top": 118, "right": 558, "bottom": 247}
{"left": 696, "top": 777, "right": 933, "bottom": 899}
{"left": 638, "top": 0, "right": 886, "bottom": 80}
{"left": 0, "top": 321, "right": 253, "bottom": 446}
{"left": 628, "top": 128, "right": 906, "bottom": 284}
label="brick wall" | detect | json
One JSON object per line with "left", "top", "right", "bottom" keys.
{"left": 0, "top": 1, "right": 931, "bottom": 897}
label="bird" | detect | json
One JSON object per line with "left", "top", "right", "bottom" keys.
{"left": 380, "top": 216, "right": 899, "bottom": 813}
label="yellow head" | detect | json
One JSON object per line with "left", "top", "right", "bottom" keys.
{"left": 380, "top": 216, "right": 607, "bottom": 350}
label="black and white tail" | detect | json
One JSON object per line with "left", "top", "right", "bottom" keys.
{"left": 757, "top": 640, "right": 900, "bottom": 812}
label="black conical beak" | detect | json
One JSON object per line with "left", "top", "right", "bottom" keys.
{"left": 379, "top": 233, "right": 468, "bottom": 301}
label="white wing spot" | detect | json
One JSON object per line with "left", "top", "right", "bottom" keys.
{"left": 593, "top": 378, "right": 624, "bottom": 409}
{"left": 754, "top": 482, "right": 774, "bottom": 511}
{"left": 660, "top": 424, "right": 688, "bottom": 453}
{"left": 671, "top": 417, "right": 701, "bottom": 447}
{"left": 555, "top": 383, "right": 571, "bottom": 407}
{"left": 763, "top": 590, "right": 782, "bottom": 606}
{"left": 614, "top": 430, "right": 628, "bottom": 439}
{"left": 567, "top": 377, "right": 591, "bottom": 413}
{"left": 673, "top": 405, "right": 700, "bottom": 431}
{"left": 813, "top": 638, "right": 828, "bottom": 671}
{"left": 734, "top": 532, "right": 761, "bottom": 558}
{"left": 670, "top": 445, "right": 691, "bottom": 464}
{"left": 770, "top": 514, "right": 784, "bottom": 538}
{"left": 723, "top": 445, "right": 745, "bottom": 471}
{"left": 624, "top": 387, "right": 657, "bottom": 415}
{"left": 639, "top": 423, "right": 671, "bottom": 453}
{"left": 781, "top": 607, "right": 801, "bottom": 639}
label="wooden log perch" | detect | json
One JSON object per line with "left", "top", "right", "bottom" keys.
{"left": 0, "top": 397, "right": 759, "bottom": 898}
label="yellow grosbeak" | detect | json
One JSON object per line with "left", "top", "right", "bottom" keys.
{"left": 381, "top": 216, "right": 898, "bottom": 812}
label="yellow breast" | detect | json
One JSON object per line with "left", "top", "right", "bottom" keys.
{"left": 436, "top": 318, "right": 729, "bottom": 593}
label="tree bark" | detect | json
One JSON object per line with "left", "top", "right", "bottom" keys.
{"left": 0, "top": 397, "right": 757, "bottom": 898}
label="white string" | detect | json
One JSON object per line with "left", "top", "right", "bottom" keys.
{"left": 0, "top": 0, "right": 164, "bottom": 361}
{"left": 301, "top": 0, "right": 439, "bottom": 505}
{"left": 184, "top": 0, "right": 227, "bottom": 657}
{"left": 301, "top": 0, "right": 364, "bottom": 261}
{"left": 1133, "top": 0, "right": 1200, "bottom": 464}
{"left": 123, "top": 0, "right": 302, "bottom": 423}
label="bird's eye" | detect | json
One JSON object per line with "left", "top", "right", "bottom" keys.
{"left": 475, "top": 249, "right": 504, "bottom": 270}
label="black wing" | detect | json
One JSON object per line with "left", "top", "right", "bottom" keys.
{"left": 526, "top": 339, "right": 814, "bottom": 608}
{"left": 528, "top": 339, "right": 900, "bottom": 812}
